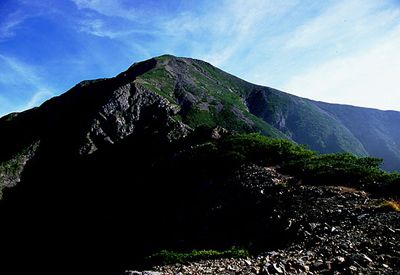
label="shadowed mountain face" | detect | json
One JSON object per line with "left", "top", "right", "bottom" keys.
{"left": 0, "top": 55, "right": 399, "bottom": 274}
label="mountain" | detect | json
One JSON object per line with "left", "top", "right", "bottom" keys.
{"left": 0, "top": 55, "right": 399, "bottom": 274}
{"left": 313, "top": 102, "right": 400, "bottom": 171}
{"left": 1, "top": 55, "right": 399, "bottom": 183}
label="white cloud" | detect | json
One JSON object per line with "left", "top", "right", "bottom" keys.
{"left": 179, "top": 0, "right": 297, "bottom": 66}
{"left": 0, "top": 11, "right": 27, "bottom": 40}
{"left": 0, "top": 19, "right": 22, "bottom": 40}
{"left": 0, "top": 88, "right": 53, "bottom": 116}
{"left": 72, "top": 0, "right": 139, "bottom": 20}
{"left": 77, "top": 17, "right": 161, "bottom": 38}
{"left": 0, "top": 3, "right": 55, "bottom": 41}
{"left": 2, "top": 0, "right": 396, "bottom": 115}
{"left": 282, "top": 26, "right": 400, "bottom": 111}
{"left": 25, "top": 89, "right": 54, "bottom": 109}
{"left": 0, "top": 55, "right": 54, "bottom": 113}
{"left": 0, "top": 55, "right": 43, "bottom": 86}
{"left": 78, "top": 18, "right": 124, "bottom": 38}
{"left": 226, "top": 0, "right": 297, "bottom": 34}
{"left": 0, "top": 95, "right": 12, "bottom": 117}
{"left": 72, "top": 0, "right": 298, "bottom": 67}
{"left": 286, "top": 0, "right": 400, "bottom": 49}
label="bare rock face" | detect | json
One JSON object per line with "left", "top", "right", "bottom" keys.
{"left": 210, "top": 126, "right": 229, "bottom": 139}
{"left": 79, "top": 83, "right": 189, "bottom": 155}
{"left": 0, "top": 141, "right": 39, "bottom": 195}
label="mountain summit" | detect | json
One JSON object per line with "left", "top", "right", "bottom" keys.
{"left": 0, "top": 55, "right": 399, "bottom": 274}
{"left": 1, "top": 54, "right": 399, "bottom": 180}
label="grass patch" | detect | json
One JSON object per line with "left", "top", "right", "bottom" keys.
{"left": 135, "top": 80, "right": 177, "bottom": 104}
{"left": 185, "top": 107, "right": 216, "bottom": 128}
{"left": 136, "top": 67, "right": 177, "bottom": 104}
{"left": 147, "top": 247, "right": 249, "bottom": 266}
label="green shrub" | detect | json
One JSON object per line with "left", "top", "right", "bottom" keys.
{"left": 178, "top": 132, "right": 399, "bottom": 196}
{"left": 284, "top": 153, "right": 386, "bottom": 187}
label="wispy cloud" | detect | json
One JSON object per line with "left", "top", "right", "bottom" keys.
{"left": 77, "top": 17, "right": 161, "bottom": 39}
{"left": 72, "top": 0, "right": 140, "bottom": 20}
{"left": 68, "top": 0, "right": 400, "bottom": 112}
{"left": 0, "top": 10, "right": 27, "bottom": 40}
{"left": 0, "top": 55, "right": 42, "bottom": 85}
{"left": 285, "top": 0, "right": 400, "bottom": 49}
{"left": 0, "top": 55, "right": 54, "bottom": 115}
{"left": 0, "top": 2, "right": 55, "bottom": 41}
{"left": 161, "top": 0, "right": 298, "bottom": 66}
{"left": 72, "top": 0, "right": 298, "bottom": 66}
{"left": 1, "top": 0, "right": 400, "bottom": 115}
{"left": 78, "top": 18, "right": 126, "bottom": 39}
{"left": 282, "top": 25, "right": 400, "bottom": 111}
{"left": 24, "top": 89, "right": 54, "bottom": 109}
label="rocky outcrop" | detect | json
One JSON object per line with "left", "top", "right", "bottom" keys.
{"left": 0, "top": 141, "right": 39, "bottom": 196}
{"left": 79, "top": 82, "right": 190, "bottom": 155}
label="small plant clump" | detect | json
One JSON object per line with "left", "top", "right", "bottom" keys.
{"left": 380, "top": 200, "right": 400, "bottom": 212}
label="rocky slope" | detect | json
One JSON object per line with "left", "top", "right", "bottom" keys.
{"left": 127, "top": 179, "right": 400, "bottom": 275}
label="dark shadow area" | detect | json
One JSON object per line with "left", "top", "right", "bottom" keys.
{"left": 0, "top": 129, "right": 296, "bottom": 275}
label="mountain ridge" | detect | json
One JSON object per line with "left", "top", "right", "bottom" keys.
{"left": 1, "top": 54, "right": 399, "bottom": 174}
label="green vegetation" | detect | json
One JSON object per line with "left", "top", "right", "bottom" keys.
{"left": 190, "top": 59, "right": 252, "bottom": 97}
{"left": 136, "top": 57, "right": 291, "bottom": 138}
{"left": 244, "top": 113, "right": 289, "bottom": 138}
{"left": 137, "top": 66, "right": 177, "bottom": 103}
{"left": 249, "top": 90, "right": 368, "bottom": 156}
{"left": 183, "top": 103, "right": 260, "bottom": 135}
{"left": 180, "top": 132, "right": 400, "bottom": 196}
{"left": 286, "top": 153, "right": 386, "bottom": 186}
{"left": 187, "top": 64, "right": 248, "bottom": 112}
{"left": 185, "top": 107, "right": 217, "bottom": 128}
{"left": 147, "top": 247, "right": 249, "bottom": 266}
{"left": 180, "top": 133, "right": 313, "bottom": 173}
{"left": 135, "top": 55, "right": 398, "bottom": 172}
{"left": 136, "top": 80, "right": 177, "bottom": 104}
{"left": 156, "top": 54, "right": 175, "bottom": 62}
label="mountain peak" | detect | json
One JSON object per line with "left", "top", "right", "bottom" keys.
{"left": 1, "top": 55, "right": 400, "bottom": 189}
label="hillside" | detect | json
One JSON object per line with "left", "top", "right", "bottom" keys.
{"left": 0, "top": 55, "right": 399, "bottom": 274}
{"left": 314, "top": 102, "right": 400, "bottom": 171}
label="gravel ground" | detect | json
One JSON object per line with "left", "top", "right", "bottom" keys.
{"left": 125, "top": 167, "right": 400, "bottom": 274}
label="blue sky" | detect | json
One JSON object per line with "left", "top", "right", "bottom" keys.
{"left": 0, "top": 0, "right": 399, "bottom": 117}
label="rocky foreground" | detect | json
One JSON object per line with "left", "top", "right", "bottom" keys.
{"left": 125, "top": 173, "right": 399, "bottom": 274}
